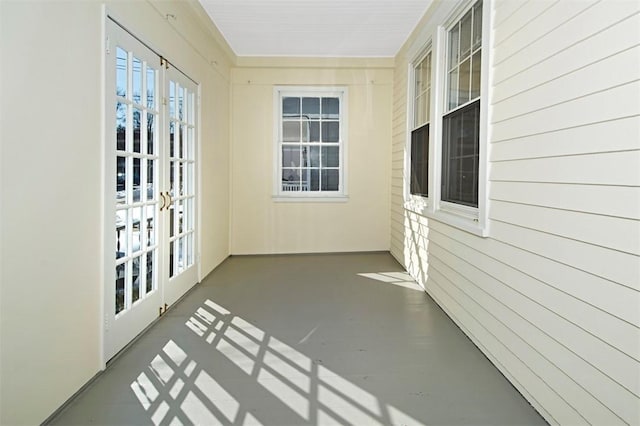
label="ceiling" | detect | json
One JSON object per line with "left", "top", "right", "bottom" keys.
{"left": 198, "top": 0, "right": 433, "bottom": 58}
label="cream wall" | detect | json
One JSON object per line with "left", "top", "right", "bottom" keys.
{"left": 0, "top": 1, "right": 232, "bottom": 424}
{"left": 230, "top": 61, "right": 393, "bottom": 254}
{"left": 391, "top": 1, "right": 640, "bottom": 424}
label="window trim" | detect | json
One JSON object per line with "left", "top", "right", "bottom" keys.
{"left": 405, "top": 45, "right": 434, "bottom": 214}
{"left": 404, "top": 0, "right": 491, "bottom": 237}
{"left": 272, "top": 86, "right": 349, "bottom": 202}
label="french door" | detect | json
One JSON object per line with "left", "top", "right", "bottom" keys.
{"left": 104, "top": 20, "right": 198, "bottom": 361}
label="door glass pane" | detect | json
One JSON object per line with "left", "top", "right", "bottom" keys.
{"left": 169, "top": 241, "right": 175, "bottom": 278}
{"left": 147, "top": 113, "right": 155, "bottom": 155}
{"left": 147, "top": 67, "right": 156, "bottom": 109}
{"left": 169, "top": 81, "right": 176, "bottom": 118}
{"left": 177, "top": 200, "right": 184, "bottom": 234}
{"left": 179, "top": 125, "right": 186, "bottom": 159}
{"left": 116, "top": 263, "right": 125, "bottom": 314}
{"left": 117, "top": 156, "right": 126, "bottom": 204}
{"left": 116, "top": 47, "right": 127, "bottom": 97}
{"left": 146, "top": 251, "right": 154, "bottom": 293}
{"left": 133, "top": 109, "right": 141, "bottom": 153}
{"left": 178, "top": 86, "right": 184, "bottom": 120}
{"left": 132, "top": 207, "right": 142, "bottom": 252}
{"left": 169, "top": 202, "right": 175, "bottom": 238}
{"left": 169, "top": 161, "right": 175, "bottom": 197}
{"left": 116, "top": 103, "right": 126, "bottom": 151}
{"left": 146, "top": 159, "right": 154, "bottom": 201}
{"left": 116, "top": 210, "right": 127, "bottom": 258}
{"left": 132, "top": 256, "right": 140, "bottom": 303}
{"left": 178, "top": 163, "right": 185, "bottom": 196}
{"left": 178, "top": 237, "right": 184, "bottom": 273}
{"left": 132, "top": 57, "right": 142, "bottom": 103}
{"left": 133, "top": 158, "right": 141, "bottom": 202}
{"left": 169, "top": 122, "right": 175, "bottom": 158}
{"left": 146, "top": 205, "right": 155, "bottom": 246}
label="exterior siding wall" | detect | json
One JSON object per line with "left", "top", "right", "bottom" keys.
{"left": 391, "top": 1, "right": 640, "bottom": 424}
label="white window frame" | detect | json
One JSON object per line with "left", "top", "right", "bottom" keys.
{"left": 273, "top": 86, "right": 349, "bottom": 202}
{"left": 405, "top": 46, "right": 433, "bottom": 215}
{"left": 404, "top": 0, "right": 492, "bottom": 236}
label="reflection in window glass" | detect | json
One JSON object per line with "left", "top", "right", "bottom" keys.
{"left": 116, "top": 102, "right": 126, "bottom": 151}
{"left": 132, "top": 256, "right": 140, "bottom": 303}
{"left": 147, "top": 67, "right": 155, "bottom": 109}
{"left": 116, "top": 263, "right": 125, "bottom": 314}
{"left": 133, "top": 158, "right": 141, "bottom": 203}
{"left": 283, "top": 97, "right": 300, "bottom": 116}
{"left": 146, "top": 251, "right": 154, "bottom": 293}
{"left": 116, "top": 47, "right": 127, "bottom": 97}
{"left": 132, "top": 57, "right": 142, "bottom": 103}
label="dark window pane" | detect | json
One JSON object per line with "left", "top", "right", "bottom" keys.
{"left": 309, "top": 169, "right": 320, "bottom": 191}
{"left": 321, "top": 169, "right": 339, "bottom": 191}
{"left": 322, "top": 147, "right": 339, "bottom": 167}
{"left": 410, "top": 123, "right": 429, "bottom": 197}
{"left": 309, "top": 121, "right": 320, "bottom": 142}
{"left": 283, "top": 97, "right": 300, "bottom": 117}
{"left": 322, "top": 122, "right": 339, "bottom": 142}
{"left": 442, "top": 100, "right": 479, "bottom": 207}
{"left": 302, "top": 97, "right": 320, "bottom": 119}
{"left": 133, "top": 109, "right": 141, "bottom": 153}
{"left": 322, "top": 98, "right": 339, "bottom": 119}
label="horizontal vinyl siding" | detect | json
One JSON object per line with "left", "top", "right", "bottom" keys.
{"left": 393, "top": 0, "right": 640, "bottom": 425}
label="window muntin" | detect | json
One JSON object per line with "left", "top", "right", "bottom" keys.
{"left": 277, "top": 89, "right": 345, "bottom": 195}
{"left": 442, "top": 0, "right": 482, "bottom": 207}
{"left": 410, "top": 51, "right": 431, "bottom": 198}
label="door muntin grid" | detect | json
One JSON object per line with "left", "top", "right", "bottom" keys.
{"left": 168, "top": 80, "right": 196, "bottom": 279}
{"left": 115, "top": 46, "right": 159, "bottom": 316}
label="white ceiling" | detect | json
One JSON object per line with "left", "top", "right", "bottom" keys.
{"left": 198, "top": 0, "right": 433, "bottom": 58}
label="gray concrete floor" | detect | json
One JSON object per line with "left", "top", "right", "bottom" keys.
{"left": 51, "top": 252, "right": 546, "bottom": 425}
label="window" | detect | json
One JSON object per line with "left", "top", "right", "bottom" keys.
{"left": 442, "top": 0, "right": 482, "bottom": 207}
{"left": 275, "top": 87, "right": 346, "bottom": 198}
{"left": 410, "top": 51, "right": 431, "bottom": 198}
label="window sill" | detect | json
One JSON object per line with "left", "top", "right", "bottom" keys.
{"left": 404, "top": 201, "right": 488, "bottom": 237}
{"left": 273, "top": 195, "right": 349, "bottom": 203}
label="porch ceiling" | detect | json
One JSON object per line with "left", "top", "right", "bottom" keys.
{"left": 197, "top": 0, "right": 433, "bottom": 57}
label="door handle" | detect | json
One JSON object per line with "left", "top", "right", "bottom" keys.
{"left": 159, "top": 192, "right": 167, "bottom": 211}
